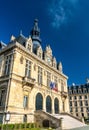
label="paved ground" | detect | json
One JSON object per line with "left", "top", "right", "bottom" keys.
{"left": 69, "top": 125, "right": 89, "bottom": 130}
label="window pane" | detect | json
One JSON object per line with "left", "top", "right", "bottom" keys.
{"left": 4, "top": 55, "right": 12, "bottom": 75}
{"left": 25, "top": 60, "right": 31, "bottom": 77}
{"left": 23, "top": 96, "right": 28, "bottom": 108}
{"left": 38, "top": 66, "right": 42, "bottom": 84}
{"left": 0, "top": 90, "right": 6, "bottom": 106}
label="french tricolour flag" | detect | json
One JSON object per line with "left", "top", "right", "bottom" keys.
{"left": 50, "top": 82, "right": 58, "bottom": 92}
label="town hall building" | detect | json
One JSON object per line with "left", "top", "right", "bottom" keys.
{"left": 0, "top": 19, "right": 69, "bottom": 126}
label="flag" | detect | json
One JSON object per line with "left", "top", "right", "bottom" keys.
{"left": 50, "top": 82, "right": 58, "bottom": 92}
{"left": 50, "top": 82, "right": 54, "bottom": 89}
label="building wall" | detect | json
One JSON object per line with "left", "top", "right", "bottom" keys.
{"left": 0, "top": 30, "right": 69, "bottom": 124}
{"left": 68, "top": 85, "right": 89, "bottom": 119}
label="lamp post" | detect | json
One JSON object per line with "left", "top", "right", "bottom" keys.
{"left": 5, "top": 111, "right": 10, "bottom": 130}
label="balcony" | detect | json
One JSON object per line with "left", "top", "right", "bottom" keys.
{"left": 22, "top": 76, "right": 35, "bottom": 87}
{"left": 61, "top": 91, "right": 68, "bottom": 97}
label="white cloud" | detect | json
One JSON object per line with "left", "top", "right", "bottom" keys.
{"left": 48, "top": 0, "right": 79, "bottom": 28}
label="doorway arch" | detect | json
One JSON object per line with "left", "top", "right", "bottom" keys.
{"left": 43, "top": 119, "right": 49, "bottom": 127}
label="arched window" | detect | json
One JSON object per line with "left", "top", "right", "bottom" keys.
{"left": 46, "top": 96, "right": 52, "bottom": 113}
{"left": 35, "top": 93, "right": 43, "bottom": 110}
{"left": 54, "top": 98, "right": 59, "bottom": 114}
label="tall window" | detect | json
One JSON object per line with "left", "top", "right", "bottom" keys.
{"left": 70, "top": 108, "right": 72, "bottom": 112}
{"left": 47, "top": 72, "right": 51, "bottom": 87}
{"left": 80, "top": 101, "right": 83, "bottom": 106}
{"left": 54, "top": 98, "right": 59, "bottom": 114}
{"left": 0, "top": 89, "right": 6, "bottom": 106}
{"left": 25, "top": 60, "right": 31, "bottom": 78}
{"left": 70, "top": 101, "right": 72, "bottom": 106}
{"left": 81, "top": 108, "right": 83, "bottom": 112}
{"left": 23, "top": 95, "right": 28, "bottom": 108}
{"left": 4, "top": 55, "right": 12, "bottom": 75}
{"left": 46, "top": 96, "right": 52, "bottom": 113}
{"left": 74, "top": 101, "right": 77, "bottom": 106}
{"left": 35, "top": 93, "right": 43, "bottom": 110}
{"left": 84, "top": 95, "right": 87, "bottom": 99}
{"left": 75, "top": 107, "right": 78, "bottom": 112}
{"left": 79, "top": 95, "right": 82, "bottom": 99}
{"left": 85, "top": 101, "right": 88, "bottom": 106}
{"left": 74, "top": 96, "right": 77, "bottom": 100}
{"left": 38, "top": 66, "right": 42, "bottom": 84}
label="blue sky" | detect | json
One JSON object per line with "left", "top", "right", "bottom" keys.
{"left": 0, "top": 0, "right": 89, "bottom": 86}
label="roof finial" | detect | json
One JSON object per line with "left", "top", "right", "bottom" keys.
{"left": 34, "top": 18, "right": 38, "bottom": 23}
{"left": 30, "top": 19, "right": 41, "bottom": 44}
{"left": 20, "top": 30, "right": 22, "bottom": 35}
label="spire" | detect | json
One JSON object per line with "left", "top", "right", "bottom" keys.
{"left": 58, "top": 62, "right": 63, "bottom": 73}
{"left": 30, "top": 19, "right": 41, "bottom": 44}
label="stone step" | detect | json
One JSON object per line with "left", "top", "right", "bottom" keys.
{"left": 53, "top": 114, "right": 87, "bottom": 129}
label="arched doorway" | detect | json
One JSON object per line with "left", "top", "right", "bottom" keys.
{"left": 43, "top": 119, "right": 49, "bottom": 127}
{"left": 35, "top": 93, "right": 43, "bottom": 110}
{"left": 46, "top": 96, "right": 52, "bottom": 113}
{"left": 54, "top": 98, "right": 59, "bottom": 114}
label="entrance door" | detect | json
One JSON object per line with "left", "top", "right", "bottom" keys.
{"left": 43, "top": 119, "right": 49, "bottom": 127}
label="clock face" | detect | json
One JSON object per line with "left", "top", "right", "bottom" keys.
{"left": 47, "top": 56, "right": 51, "bottom": 65}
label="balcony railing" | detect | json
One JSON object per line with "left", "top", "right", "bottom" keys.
{"left": 22, "top": 76, "right": 35, "bottom": 86}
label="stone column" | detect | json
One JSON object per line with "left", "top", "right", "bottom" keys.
{"left": 52, "top": 97, "right": 54, "bottom": 114}
{"left": 43, "top": 93, "right": 46, "bottom": 112}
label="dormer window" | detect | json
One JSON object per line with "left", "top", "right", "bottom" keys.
{"left": 27, "top": 44, "right": 31, "bottom": 52}
{"left": 26, "top": 38, "right": 33, "bottom": 52}
{"left": 37, "top": 46, "right": 42, "bottom": 59}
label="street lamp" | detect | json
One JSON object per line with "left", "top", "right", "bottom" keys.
{"left": 5, "top": 111, "right": 10, "bottom": 130}
{"left": 5, "top": 111, "right": 10, "bottom": 122}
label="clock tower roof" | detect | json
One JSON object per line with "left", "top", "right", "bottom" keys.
{"left": 30, "top": 19, "right": 41, "bottom": 44}
{"left": 30, "top": 19, "right": 42, "bottom": 53}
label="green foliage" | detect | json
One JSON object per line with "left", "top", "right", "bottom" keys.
{"left": 31, "top": 123, "right": 34, "bottom": 128}
{"left": 0, "top": 123, "right": 37, "bottom": 130}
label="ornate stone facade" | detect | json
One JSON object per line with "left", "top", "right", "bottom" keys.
{"left": 0, "top": 20, "right": 69, "bottom": 124}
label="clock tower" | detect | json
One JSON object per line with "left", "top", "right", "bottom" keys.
{"left": 44, "top": 45, "right": 52, "bottom": 65}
